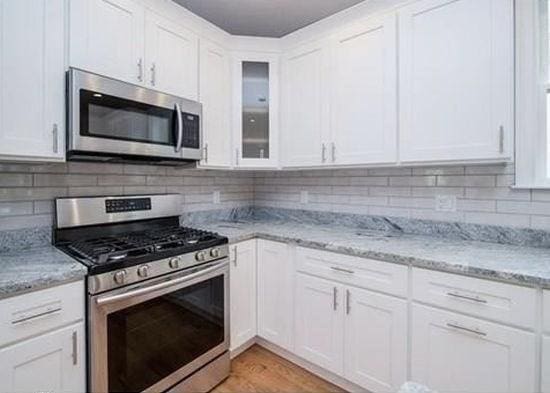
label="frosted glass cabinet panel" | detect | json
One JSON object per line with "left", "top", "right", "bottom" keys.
{"left": 232, "top": 53, "right": 279, "bottom": 168}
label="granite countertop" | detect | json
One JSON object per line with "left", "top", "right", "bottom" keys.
{"left": 0, "top": 246, "right": 87, "bottom": 300}
{"left": 195, "top": 219, "right": 550, "bottom": 288}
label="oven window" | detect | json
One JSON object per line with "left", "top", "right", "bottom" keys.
{"left": 107, "top": 275, "right": 225, "bottom": 392}
{"left": 80, "top": 89, "right": 176, "bottom": 146}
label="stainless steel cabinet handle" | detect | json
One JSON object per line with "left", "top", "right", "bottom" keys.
{"left": 321, "top": 143, "right": 327, "bottom": 163}
{"left": 330, "top": 266, "right": 355, "bottom": 274}
{"left": 150, "top": 62, "right": 156, "bottom": 86}
{"left": 499, "top": 126, "right": 504, "bottom": 154}
{"left": 137, "top": 58, "right": 143, "bottom": 82}
{"left": 174, "top": 103, "right": 183, "bottom": 153}
{"left": 232, "top": 246, "right": 238, "bottom": 266}
{"left": 52, "top": 124, "right": 58, "bottom": 153}
{"left": 331, "top": 142, "right": 336, "bottom": 162}
{"left": 446, "top": 291, "right": 487, "bottom": 304}
{"left": 446, "top": 322, "right": 487, "bottom": 337}
{"left": 72, "top": 330, "right": 78, "bottom": 365}
{"left": 11, "top": 307, "right": 62, "bottom": 325}
{"left": 203, "top": 143, "right": 209, "bottom": 163}
{"left": 235, "top": 148, "right": 239, "bottom": 165}
{"left": 333, "top": 287, "right": 338, "bottom": 311}
{"left": 345, "top": 289, "right": 351, "bottom": 315}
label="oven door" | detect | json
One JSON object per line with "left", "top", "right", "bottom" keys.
{"left": 68, "top": 68, "right": 202, "bottom": 161}
{"left": 89, "top": 259, "right": 229, "bottom": 393}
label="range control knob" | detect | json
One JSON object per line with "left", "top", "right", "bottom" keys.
{"left": 137, "top": 265, "right": 150, "bottom": 278}
{"left": 210, "top": 248, "right": 220, "bottom": 258}
{"left": 195, "top": 251, "right": 207, "bottom": 262}
{"left": 113, "top": 270, "right": 127, "bottom": 285}
{"left": 169, "top": 257, "right": 180, "bottom": 269}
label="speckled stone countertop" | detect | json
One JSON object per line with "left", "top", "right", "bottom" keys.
{"left": 0, "top": 246, "right": 87, "bottom": 300}
{"left": 195, "top": 220, "right": 550, "bottom": 288}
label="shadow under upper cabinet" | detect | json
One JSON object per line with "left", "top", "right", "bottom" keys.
{"left": 242, "top": 61, "right": 269, "bottom": 159}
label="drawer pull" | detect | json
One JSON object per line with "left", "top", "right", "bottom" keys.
{"left": 446, "top": 322, "right": 487, "bottom": 337}
{"left": 72, "top": 330, "right": 78, "bottom": 366}
{"left": 11, "top": 307, "right": 62, "bottom": 325}
{"left": 333, "top": 287, "right": 338, "bottom": 311}
{"left": 446, "top": 291, "right": 487, "bottom": 304}
{"left": 330, "top": 266, "right": 355, "bottom": 274}
{"left": 345, "top": 289, "right": 351, "bottom": 315}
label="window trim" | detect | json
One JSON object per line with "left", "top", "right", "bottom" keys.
{"left": 515, "top": 0, "right": 550, "bottom": 189}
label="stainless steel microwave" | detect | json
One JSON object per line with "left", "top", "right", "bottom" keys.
{"left": 67, "top": 68, "right": 202, "bottom": 164}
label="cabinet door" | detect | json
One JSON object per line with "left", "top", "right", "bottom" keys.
{"left": 543, "top": 336, "right": 550, "bottom": 393}
{"left": 399, "top": 0, "right": 513, "bottom": 163}
{"left": 257, "top": 240, "right": 293, "bottom": 350}
{"left": 229, "top": 240, "right": 257, "bottom": 351}
{"left": 0, "top": 0, "right": 64, "bottom": 160}
{"left": 411, "top": 304, "right": 536, "bottom": 393}
{"left": 281, "top": 41, "right": 328, "bottom": 167}
{"left": 295, "top": 273, "right": 344, "bottom": 375}
{"left": 69, "top": 0, "right": 145, "bottom": 85}
{"left": 330, "top": 13, "right": 397, "bottom": 165}
{"left": 145, "top": 11, "right": 198, "bottom": 100}
{"left": 0, "top": 322, "right": 85, "bottom": 393}
{"left": 199, "top": 40, "right": 232, "bottom": 168}
{"left": 344, "top": 287, "right": 407, "bottom": 392}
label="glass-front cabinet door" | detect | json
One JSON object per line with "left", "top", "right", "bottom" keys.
{"left": 233, "top": 53, "right": 279, "bottom": 168}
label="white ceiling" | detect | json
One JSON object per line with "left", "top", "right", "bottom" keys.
{"left": 172, "top": 0, "right": 366, "bottom": 38}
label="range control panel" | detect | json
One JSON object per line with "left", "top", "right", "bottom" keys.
{"left": 105, "top": 198, "right": 152, "bottom": 213}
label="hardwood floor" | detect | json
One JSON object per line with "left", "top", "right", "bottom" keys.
{"left": 212, "top": 345, "right": 346, "bottom": 393}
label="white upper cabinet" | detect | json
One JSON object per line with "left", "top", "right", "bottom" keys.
{"left": 329, "top": 13, "right": 398, "bottom": 166}
{"left": 232, "top": 52, "right": 280, "bottom": 168}
{"left": 199, "top": 40, "right": 232, "bottom": 168}
{"left": 398, "top": 0, "right": 514, "bottom": 163}
{"left": 69, "top": 0, "right": 145, "bottom": 85}
{"left": 70, "top": 0, "right": 198, "bottom": 99}
{"left": 0, "top": 0, "right": 65, "bottom": 161}
{"left": 145, "top": 11, "right": 198, "bottom": 99}
{"left": 281, "top": 41, "right": 328, "bottom": 167}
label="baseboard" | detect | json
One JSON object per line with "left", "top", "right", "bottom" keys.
{"left": 255, "top": 337, "right": 368, "bottom": 393}
{"left": 229, "top": 336, "right": 257, "bottom": 359}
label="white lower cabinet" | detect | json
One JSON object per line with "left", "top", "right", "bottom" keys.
{"left": 257, "top": 240, "right": 294, "bottom": 350}
{"left": 411, "top": 304, "right": 536, "bottom": 393}
{"left": 295, "top": 273, "right": 345, "bottom": 375}
{"left": 0, "top": 322, "right": 85, "bottom": 393}
{"left": 294, "top": 270, "right": 407, "bottom": 392}
{"left": 344, "top": 287, "right": 407, "bottom": 392}
{"left": 543, "top": 336, "right": 550, "bottom": 393}
{"left": 229, "top": 240, "right": 257, "bottom": 350}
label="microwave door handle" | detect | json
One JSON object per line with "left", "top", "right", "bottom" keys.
{"left": 174, "top": 103, "right": 183, "bottom": 153}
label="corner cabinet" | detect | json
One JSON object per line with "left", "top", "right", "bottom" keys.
{"left": 69, "top": 0, "right": 199, "bottom": 100}
{"left": 232, "top": 52, "right": 280, "bottom": 168}
{"left": 199, "top": 40, "right": 232, "bottom": 168}
{"left": 0, "top": 0, "right": 65, "bottom": 161}
{"left": 398, "top": 0, "right": 514, "bottom": 163}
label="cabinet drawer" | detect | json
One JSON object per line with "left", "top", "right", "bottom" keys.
{"left": 0, "top": 281, "right": 84, "bottom": 347}
{"left": 412, "top": 268, "right": 536, "bottom": 329}
{"left": 411, "top": 304, "right": 536, "bottom": 393}
{"left": 544, "top": 290, "right": 550, "bottom": 334}
{"left": 296, "top": 247, "right": 408, "bottom": 297}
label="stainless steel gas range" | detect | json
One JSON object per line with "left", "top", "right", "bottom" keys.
{"left": 53, "top": 194, "right": 230, "bottom": 393}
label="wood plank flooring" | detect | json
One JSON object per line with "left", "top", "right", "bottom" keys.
{"left": 212, "top": 345, "right": 346, "bottom": 393}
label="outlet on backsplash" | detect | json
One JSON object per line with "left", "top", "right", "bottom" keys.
{"left": 213, "top": 190, "right": 221, "bottom": 204}
{"left": 435, "top": 195, "right": 457, "bottom": 212}
{"left": 300, "top": 191, "right": 309, "bottom": 204}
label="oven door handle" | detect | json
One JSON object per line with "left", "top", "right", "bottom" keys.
{"left": 95, "top": 260, "right": 227, "bottom": 306}
{"left": 174, "top": 102, "right": 183, "bottom": 153}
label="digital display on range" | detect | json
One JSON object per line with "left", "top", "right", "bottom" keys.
{"left": 105, "top": 198, "right": 151, "bottom": 213}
